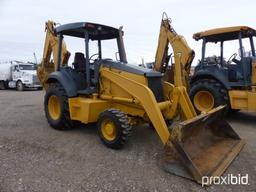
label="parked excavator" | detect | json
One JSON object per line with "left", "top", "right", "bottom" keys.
{"left": 37, "top": 18, "right": 244, "bottom": 184}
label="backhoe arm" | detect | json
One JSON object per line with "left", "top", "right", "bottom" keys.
{"left": 37, "top": 20, "right": 70, "bottom": 87}
{"left": 154, "top": 16, "right": 195, "bottom": 88}
{"left": 153, "top": 15, "right": 197, "bottom": 121}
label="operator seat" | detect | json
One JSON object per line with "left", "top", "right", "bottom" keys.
{"left": 72, "top": 52, "right": 87, "bottom": 90}
{"left": 73, "top": 52, "right": 86, "bottom": 72}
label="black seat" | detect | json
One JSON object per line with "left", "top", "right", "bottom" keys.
{"left": 73, "top": 52, "right": 86, "bottom": 71}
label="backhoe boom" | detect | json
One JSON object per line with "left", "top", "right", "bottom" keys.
{"left": 154, "top": 15, "right": 195, "bottom": 88}
{"left": 37, "top": 21, "right": 70, "bottom": 88}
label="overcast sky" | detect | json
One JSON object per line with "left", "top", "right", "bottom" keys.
{"left": 0, "top": 0, "right": 255, "bottom": 65}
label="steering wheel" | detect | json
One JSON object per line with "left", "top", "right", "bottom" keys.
{"left": 89, "top": 53, "right": 99, "bottom": 63}
{"left": 227, "top": 53, "right": 237, "bottom": 64}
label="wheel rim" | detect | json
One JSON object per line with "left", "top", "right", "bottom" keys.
{"left": 194, "top": 90, "right": 214, "bottom": 112}
{"left": 101, "top": 119, "right": 117, "bottom": 141}
{"left": 48, "top": 95, "right": 61, "bottom": 120}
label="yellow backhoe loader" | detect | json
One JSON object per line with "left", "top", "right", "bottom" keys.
{"left": 37, "top": 19, "right": 244, "bottom": 184}
{"left": 190, "top": 26, "right": 256, "bottom": 113}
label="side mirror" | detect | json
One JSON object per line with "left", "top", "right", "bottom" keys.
{"left": 14, "top": 66, "right": 19, "bottom": 71}
{"left": 115, "top": 52, "right": 120, "bottom": 61}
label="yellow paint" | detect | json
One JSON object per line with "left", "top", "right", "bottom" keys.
{"left": 251, "top": 59, "right": 256, "bottom": 86}
{"left": 48, "top": 95, "right": 61, "bottom": 120}
{"left": 229, "top": 90, "right": 256, "bottom": 111}
{"left": 37, "top": 21, "right": 70, "bottom": 89}
{"left": 193, "top": 26, "right": 255, "bottom": 40}
{"left": 101, "top": 119, "right": 117, "bottom": 141}
{"left": 99, "top": 67, "right": 148, "bottom": 100}
{"left": 154, "top": 19, "right": 194, "bottom": 89}
{"left": 68, "top": 97, "right": 110, "bottom": 124}
{"left": 194, "top": 90, "right": 214, "bottom": 112}
{"left": 100, "top": 68, "right": 171, "bottom": 144}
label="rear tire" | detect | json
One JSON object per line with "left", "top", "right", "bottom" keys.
{"left": 0, "top": 81, "right": 6, "bottom": 90}
{"left": 190, "top": 79, "right": 229, "bottom": 113}
{"left": 97, "top": 109, "right": 132, "bottom": 149}
{"left": 44, "top": 82, "right": 73, "bottom": 130}
{"left": 16, "top": 81, "right": 24, "bottom": 91}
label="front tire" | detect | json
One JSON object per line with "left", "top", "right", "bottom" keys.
{"left": 44, "top": 82, "right": 73, "bottom": 130}
{"left": 97, "top": 109, "right": 132, "bottom": 149}
{"left": 16, "top": 81, "right": 24, "bottom": 91}
{"left": 190, "top": 79, "right": 229, "bottom": 113}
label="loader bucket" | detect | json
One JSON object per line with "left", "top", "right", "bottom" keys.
{"left": 162, "top": 106, "right": 245, "bottom": 184}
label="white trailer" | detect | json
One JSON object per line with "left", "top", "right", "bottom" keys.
{"left": 0, "top": 61, "right": 42, "bottom": 91}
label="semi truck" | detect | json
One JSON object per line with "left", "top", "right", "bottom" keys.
{"left": 0, "top": 61, "right": 42, "bottom": 91}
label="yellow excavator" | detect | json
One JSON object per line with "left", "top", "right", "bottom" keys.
{"left": 37, "top": 18, "right": 244, "bottom": 184}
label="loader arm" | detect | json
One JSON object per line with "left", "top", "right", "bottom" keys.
{"left": 154, "top": 15, "right": 195, "bottom": 88}
{"left": 37, "top": 21, "right": 70, "bottom": 88}
{"left": 100, "top": 68, "right": 171, "bottom": 144}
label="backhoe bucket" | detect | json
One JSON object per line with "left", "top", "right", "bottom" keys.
{"left": 163, "top": 106, "right": 245, "bottom": 184}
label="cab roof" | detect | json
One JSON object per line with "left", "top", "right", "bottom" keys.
{"left": 55, "top": 22, "right": 121, "bottom": 40}
{"left": 193, "top": 26, "right": 256, "bottom": 42}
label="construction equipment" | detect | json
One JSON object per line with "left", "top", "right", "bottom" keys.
{"left": 37, "top": 19, "right": 244, "bottom": 184}
{"left": 190, "top": 26, "right": 256, "bottom": 113}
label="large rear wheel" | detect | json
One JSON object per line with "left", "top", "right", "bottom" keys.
{"left": 97, "top": 109, "right": 132, "bottom": 149}
{"left": 44, "top": 82, "right": 73, "bottom": 130}
{"left": 190, "top": 79, "right": 229, "bottom": 113}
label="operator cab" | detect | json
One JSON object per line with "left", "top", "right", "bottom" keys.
{"left": 54, "top": 22, "right": 127, "bottom": 94}
{"left": 193, "top": 26, "right": 256, "bottom": 87}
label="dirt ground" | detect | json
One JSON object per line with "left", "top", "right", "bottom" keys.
{"left": 0, "top": 90, "right": 255, "bottom": 192}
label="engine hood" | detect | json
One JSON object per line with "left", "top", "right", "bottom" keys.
{"left": 101, "top": 60, "right": 162, "bottom": 77}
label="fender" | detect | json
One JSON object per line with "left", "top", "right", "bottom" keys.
{"left": 190, "top": 69, "right": 231, "bottom": 90}
{"left": 46, "top": 69, "right": 78, "bottom": 97}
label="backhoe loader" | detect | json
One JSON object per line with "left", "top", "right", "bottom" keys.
{"left": 190, "top": 26, "right": 256, "bottom": 113}
{"left": 37, "top": 19, "right": 244, "bottom": 184}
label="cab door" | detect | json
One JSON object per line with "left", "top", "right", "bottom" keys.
{"left": 12, "top": 65, "right": 21, "bottom": 81}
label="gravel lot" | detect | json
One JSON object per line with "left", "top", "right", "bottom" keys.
{"left": 0, "top": 90, "right": 255, "bottom": 192}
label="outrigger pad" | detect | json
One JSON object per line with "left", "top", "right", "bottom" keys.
{"left": 162, "top": 106, "right": 245, "bottom": 184}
